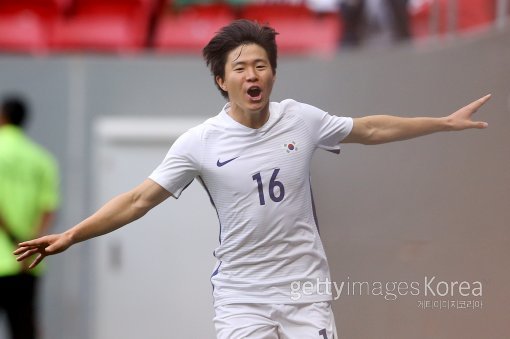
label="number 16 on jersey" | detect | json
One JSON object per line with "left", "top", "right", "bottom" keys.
{"left": 252, "top": 168, "right": 285, "bottom": 205}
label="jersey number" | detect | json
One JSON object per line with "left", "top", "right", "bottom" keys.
{"left": 252, "top": 168, "right": 285, "bottom": 205}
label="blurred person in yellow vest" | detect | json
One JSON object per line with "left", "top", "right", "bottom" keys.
{"left": 0, "top": 95, "right": 59, "bottom": 339}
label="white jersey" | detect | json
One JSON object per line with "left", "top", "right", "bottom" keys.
{"left": 149, "top": 99, "right": 353, "bottom": 307}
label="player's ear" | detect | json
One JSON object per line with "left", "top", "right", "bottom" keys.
{"left": 216, "top": 76, "right": 227, "bottom": 92}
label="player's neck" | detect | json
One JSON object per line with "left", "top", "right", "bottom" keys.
{"left": 228, "top": 103, "right": 270, "bottom": 129}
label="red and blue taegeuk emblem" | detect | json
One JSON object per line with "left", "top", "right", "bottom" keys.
{"left": 284, "top": 141, "right": 298, "bottom": 153}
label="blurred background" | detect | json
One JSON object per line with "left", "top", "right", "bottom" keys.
{"left": 0, "top": 0, "right": 509, "bottom": 338}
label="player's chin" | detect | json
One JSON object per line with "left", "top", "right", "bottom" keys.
{"left": 246, "top": 102, "right": 268, "bottom": 115}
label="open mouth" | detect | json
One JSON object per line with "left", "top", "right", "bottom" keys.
{"left": 247, "top": 86, "right": 262, "bottom": 99}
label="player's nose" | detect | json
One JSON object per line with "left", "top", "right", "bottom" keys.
{"left": 246, "top": 67, "right": 257, "bottom": 81}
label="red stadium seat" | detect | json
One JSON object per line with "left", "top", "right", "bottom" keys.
{"left": 154, "top": 4, "right": 235, "bottom": 54}
{"left": 170, "top": 2, "right": 234, "bottom": 18}
{"left": 456, "top": 0, "right": 495, "bottom": 31}
{"left": 240, "top": 3, "right": 313, "bottom": 22}
{"left": 51, "top": 16, "right": 144, "bottom": 52}
{"left": 0, "top": 0, "right": 71, "bottom": 53}
{"left": 0, "top": 0, "right": 72, "bottom": 15}
{"left": 240, "top": 3, "right": 340, "bottom": 55}
{"left": 69, "top": 0, "right": 154, "bottom": 16}
{"left": 50, "top": 0, "right": 157, "bottom": 53}
{"left": 271, "top": 16, "right": 339, "bottom": 55}
{"left": 0, "top": 11, "right": 50, "bottom": 53}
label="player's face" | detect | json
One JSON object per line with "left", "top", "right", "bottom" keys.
{"left": 216, "top": 43, "right": 275, "bottom": 124}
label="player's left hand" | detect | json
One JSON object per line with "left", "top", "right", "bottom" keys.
{"left": 446, "top": 94, "right": 490, "bottom": 130}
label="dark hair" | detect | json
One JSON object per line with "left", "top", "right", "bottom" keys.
{"left": 203, "top": 19, "right": 278, "bottom": 99}
{"left": 1, "top": 96, "right": 28, "bottom": 127}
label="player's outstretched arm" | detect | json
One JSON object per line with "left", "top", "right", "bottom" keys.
{"left": 342, "top": 94, "right": 490, "bottom": 145}
{"left": 14, "top": 179, "right": 171, "bottom": 269}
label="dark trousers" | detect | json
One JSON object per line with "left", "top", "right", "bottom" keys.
{"left": 386, "top": 0, "right": 411, "bottom": 41}
{"left": 341, "top": 0, "right": 411, "bottom": 46}
{"left": 0, "top": 274, "right": 37, "bottom": 339}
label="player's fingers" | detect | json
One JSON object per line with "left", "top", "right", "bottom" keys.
{"left": 18, "top": 237, "right": 48, "bottom": 247}
{"left": 467, "top": 94, "right": 491, "bottom": 111}
{"left": 13, "top": 245, "right": 40, "bottom": 256}
{"left": 13, "top": 243, "right": 44, "bottom": 255}
{"left": 16, "top": 248, "right": 41, "bottom": 261}
{"left": 29, "top": 254, "right": 45, "bottom": 269}
{"left": 478, "top": 93, "right": 491, "bottom": 103}
{"left": 13, "top": 246, "right": 30, "bottom": 255}
{"left": 473, "top": 121, "right": 489, "bottom": 129}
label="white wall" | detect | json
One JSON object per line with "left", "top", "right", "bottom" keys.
{"left": 91, "top": 117, "right": 217, "bottom": 338}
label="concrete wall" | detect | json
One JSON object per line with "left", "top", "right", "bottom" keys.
{"left": 0, "top": 26, "right": 508, "bottom": 338}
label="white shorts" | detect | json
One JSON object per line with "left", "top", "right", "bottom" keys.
{"left": 214, "top": 302, "right": 338, "bottom": 339}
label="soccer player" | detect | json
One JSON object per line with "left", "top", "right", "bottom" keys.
{"left": 14, "top": 20, "right": 489, "bottom": 338}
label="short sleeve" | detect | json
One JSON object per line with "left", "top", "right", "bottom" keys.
{"left": 149, "top": 128, "right": 202, "bottom": 198}
{"left": 298, "top": 102, "right": 353, "bottom": 154}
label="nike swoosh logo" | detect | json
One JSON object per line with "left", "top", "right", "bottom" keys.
{"left": 217, "top": 156, "right": 239, "bottom": 167}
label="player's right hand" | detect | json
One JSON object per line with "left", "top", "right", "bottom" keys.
{"left": 13, "top": 233, "right": 73, "bottom": 269}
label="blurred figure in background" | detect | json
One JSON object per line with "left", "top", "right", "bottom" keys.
{"left": 339, "top": 0, "right": 365, "bottom": 46}
{"left": 340, "top": 0, "right": 412, "bottom": 47}
{"left": 0, "top": 96, "right": 59, "bottom": 339}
